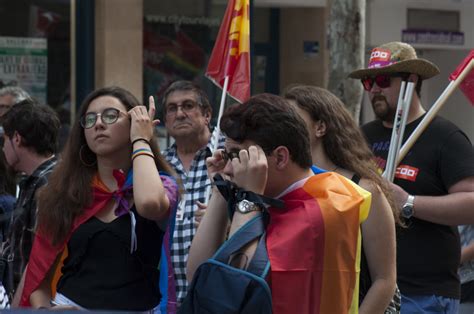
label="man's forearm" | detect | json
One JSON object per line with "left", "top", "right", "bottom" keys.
{"left": 413, "top": 192, "right": 474, "bottom": 225}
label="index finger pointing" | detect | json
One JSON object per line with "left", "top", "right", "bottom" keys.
{"left": 148, "top": 95, "right": 156, "bottom": 119}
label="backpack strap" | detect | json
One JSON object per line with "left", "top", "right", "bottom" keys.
{"left": 213, "top": 214, "right": 269, "bottom": 278}
{"left": 246, "top": 233, "right": 270, "bottom": 278}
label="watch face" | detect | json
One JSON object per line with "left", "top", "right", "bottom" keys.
{"left": 236, "top": 200, "right": 261, "bottom": 214}
{"left": 402, "top": 204, "right": 413, "bottom": 218}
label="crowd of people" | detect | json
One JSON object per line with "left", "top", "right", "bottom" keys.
{"left": 0, "top": 41, "right": 472, "bottom": 314}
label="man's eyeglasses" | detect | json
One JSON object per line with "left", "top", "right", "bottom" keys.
{"left": 361, "top": 73, "right": 409, "bottom": 91}
{"left": 221, "top": 147, "right": 274, "bottom": 163}
{"left": 80, "top": 108, "right": 126, "bottom": 129}
{"left": 0, "top": 104, "right": 11, "bottom": 110}
{"left": 165, "top": 101, "right": 199, "bottom": 117}
{"left": 221, "top": 150, "right": 240, "bottom": 163}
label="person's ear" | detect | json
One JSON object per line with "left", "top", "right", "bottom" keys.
{"left": 408, "top": 73, "right": 419, "bottom": 84}
{"left": 315, "top": 120, "right": 327, "bottom": 138}
{"left": 204, "top": 110, "right": 211, "bottom": 124}
{"left": 272, "top": 146, "right": 290, "bottom": 170}
{"left": 12, "top": 131, "right": 22, "bottom": 146}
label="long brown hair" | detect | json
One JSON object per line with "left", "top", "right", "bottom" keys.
{"left": 37, "top": 86, "right": 176, "bottom": 245}
{"left": 284, "top": 85, "right": 402, "bottom": 225}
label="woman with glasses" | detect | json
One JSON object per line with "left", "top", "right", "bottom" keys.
{"left": 20, "top": 86, "right": 179, "bottom": 312}
{"left": 284, "top": 85, "right": 401, "bottom": 314}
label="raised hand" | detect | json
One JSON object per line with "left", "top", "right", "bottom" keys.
{"left": 231, "top": 145, "right": 268, "bottom": 195}
{"left": 129, "top": 96, "right": 160, "bottom": 143}
{"left": 206, "top": 149, "right": 228, "bottom": 182}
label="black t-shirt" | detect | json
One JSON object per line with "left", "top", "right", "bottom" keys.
{"left": 362, "top": 115, "right": 474, "bottom": 299}
{"left": 57, "top": 207, "right": 164, "bottom": 311}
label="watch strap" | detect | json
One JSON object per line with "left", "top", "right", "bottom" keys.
{"left": 406, "top": 194, "right": 415, "bottom": 207}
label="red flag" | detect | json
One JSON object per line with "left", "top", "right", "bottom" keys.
{"left": 206, "top": 0, "right": 250, "bottom": 103}
{"left": 449, "top": 50, "right": 474, "bottom": 106}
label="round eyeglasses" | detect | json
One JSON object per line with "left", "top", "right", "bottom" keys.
{"left": 165, "top": 101, "right": 199, "bottom": 117}
{"left": 80, "top": 108, "right": 126, "bottom": 129}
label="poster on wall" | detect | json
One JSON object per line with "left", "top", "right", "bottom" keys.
{"left": 0, "top": 36, "right": 47, "bottom": 103}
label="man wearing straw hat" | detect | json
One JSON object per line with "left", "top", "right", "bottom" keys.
{"left": 350, "top": 41, "right": 474, "bottom": 313}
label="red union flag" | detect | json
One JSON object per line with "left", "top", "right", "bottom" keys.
{"left": 206, "top": 0, "right": 250, "bottom": 103}
{"left": 449, "top": 50, "right": 474, "bottom": 106}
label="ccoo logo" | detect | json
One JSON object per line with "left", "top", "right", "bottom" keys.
{"left": 369, "top": 48, "right": 391, "bottom": 62}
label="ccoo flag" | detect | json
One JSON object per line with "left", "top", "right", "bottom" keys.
{"left": 206, "top": 0, "right": 250, "bottom": 103}
{"left": 449, "top": 50, "right": 474, "bottom": 106}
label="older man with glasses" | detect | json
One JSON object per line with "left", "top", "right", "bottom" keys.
{"left": 0, "top": 86, "right": 31, "bottom": 143}
{"left": 161, "top": 80, "right": 225, "bottom": 308}
{"left": 0, "top": 86, "right": 30, "bottom": 118}
{"left": 351, "top": 41, "right": 474, "bottom": 314}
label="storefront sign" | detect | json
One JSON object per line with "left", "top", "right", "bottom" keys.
{"left": 0, "top": 36, "right": 47, "bottom": 102}
{"left": 402, "top": 30, "right": 464, "bottom": 46}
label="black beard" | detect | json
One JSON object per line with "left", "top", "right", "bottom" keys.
{"left": 372, "top": 95, "right": 396, "bottom": 123}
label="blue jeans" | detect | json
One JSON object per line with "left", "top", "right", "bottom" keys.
{"left": 401, "top": 294, "right": 459, "bottom": 314}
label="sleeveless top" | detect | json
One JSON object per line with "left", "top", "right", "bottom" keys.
{"left": 351, "top": 174, "right": 400, "bottom": 313}
{"left": 57, "top": 205, "right": 164, "bottom": 311}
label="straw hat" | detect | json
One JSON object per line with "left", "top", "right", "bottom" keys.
{"left": 349, "top": 41, "right": 440, "bottom": 80}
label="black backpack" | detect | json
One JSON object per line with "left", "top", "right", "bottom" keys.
{"left": 179, "top": 214, "right": 272, "bottom": 314}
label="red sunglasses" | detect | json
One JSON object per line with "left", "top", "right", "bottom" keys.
{"left": 361, "top": 73, "right": 408, "bottom": 91}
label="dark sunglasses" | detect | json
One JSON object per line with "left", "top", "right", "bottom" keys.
{"left": 221, "top": 150, "right": 240, "bottom": 162}
{"left": 80, "top": 108, "right": 126, "bottom": 129}
{"left": 361, "top": 73, "right": 409, "bottom": 91}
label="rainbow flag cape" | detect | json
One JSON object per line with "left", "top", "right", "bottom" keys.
{"left": 266, "top": 172, "right": 370, "bottom": 314}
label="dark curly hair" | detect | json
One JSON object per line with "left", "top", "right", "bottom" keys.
{"left": 1, "top": 98, "right": 59, "bottom": 156}
{"left": 220, "top": 93, "right": 312, "bottom": 169}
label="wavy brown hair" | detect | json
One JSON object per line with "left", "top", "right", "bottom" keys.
{"left": 284, "top": 85, "right": 402, "bottom": 225}
{"left": 37, "top": 86, "right": 176, "bottom": 245}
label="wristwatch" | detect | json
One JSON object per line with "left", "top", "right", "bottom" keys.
{"left": 235, "top": 200, "right": 262, "bottom": 214}
{"left": 401, "top": 195, "right": 415, "bottom": 219}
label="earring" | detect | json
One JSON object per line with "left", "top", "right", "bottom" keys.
{"left": 79, "top": 145, "right": 97, "bottom": 167}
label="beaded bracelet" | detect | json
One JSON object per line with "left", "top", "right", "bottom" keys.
{"left": 132, "top": 138, "right": 151, "bottom": 146}
{"left": 132, "top": 151, "right": 155, "bottom": 162}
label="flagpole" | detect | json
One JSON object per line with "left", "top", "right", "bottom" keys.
{"left": 388, "top": 82, "right": 415, "bottom": 181}
{"left": 383, "top": 81, "right": 407, "bottom": 180}
{"left": 204, "top": 76, "right": 230, "bottom": 204}
{"left": 397, "top": 58, "right": 474, "bottom": 165}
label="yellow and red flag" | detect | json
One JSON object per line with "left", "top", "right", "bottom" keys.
{"left": 206, "top": 0, "right": 250, "bottom": 103}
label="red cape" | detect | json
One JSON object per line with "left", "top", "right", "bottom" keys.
{"left": 20, "top": 170, "right": 130, "bottom": 306}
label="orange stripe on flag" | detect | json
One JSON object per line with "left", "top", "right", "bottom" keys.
{"left": 303, "top": 173, "right": 370, "bottom": 314}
